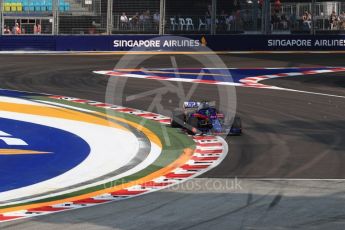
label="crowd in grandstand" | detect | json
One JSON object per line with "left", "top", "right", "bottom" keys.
{"left": 166, "top": 4, "right": 245, "bottom": 32}
{"left": 3, "top": 22, "right": 41, "bottom": 35}
{"left": 272, "top": 10, "right": 345, "bottom": 32}
{"left": 3, "top": 23, "right": 25, "bottom": 34}
{"left": 2, "top": 0, "right": 345, "bottom": 34}
{"left": 330, "top": 11, "right": 345, "bottom": 30}
{"left": 165, "top": 1, "right": 345, "bottom": 33}
{"left": 116, "top": 3, "right": 246, "bottom": 33}
{"left": 119, "top": 10, "right": 160, "bottom": 31}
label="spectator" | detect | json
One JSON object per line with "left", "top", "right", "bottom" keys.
{"left": 88, "top": 25, "right": 96, "bottom": 34}
{"left": 289, "top": 13, "right": 297, "bottom": 30}
{"left": 12, "top": 23, "right": 21, "bottom": 35}
{"left": 205, "top": 11, "right": 211, "bottom": 28}
{"left": 144, "top": 10, "right": 151, "bottom": 30}
{"left": 153, "top": 11, "right": 160, "bottom": 22}
{"left": 34, "top": 22, "right": 41, "bottom": 34}
{"left": 274, "top": 0, "right": 282, "bottom": 14}
{"left": 139, "top": 12, "right": 145, "bottom": 30}
{"left": 340, "top": 12, "right": 345, "bottom": 30}
{"left": 302, "top": 11, "right": 312, "bottom": 30}
{"left": 132, "top": 12, "right": 139, "bottom": 29}
{"left": 227, "top": 11, "right": 236, "bottom": 31}
{"left": 339, "top": 12, "right": 345, "bottom": 20}
{"left": 218, "top": 10, "right": 227, "bottom": 31}
{"left": 242, "top": 9, "right": 251, "bottom": 29}
{"left": 259, "top": 0, "right": 264, "bottom": 9}
{"left": 233, "top": 0, "right": 240, "bottom": 11}
{"left": 271, "top": 12, "right": 280, "bottom": 30}
{"left": 235, "top": 9, "right": 243, "bottom": 30}
{"left": 153, "top": 11, "right": 160, "bottom": 30}
{"left": 207, "top": 4, "right": 212, "bottom": 16}
{"left": 120, "top": 12, "right": 129, "bottom": 30}
{"left": 3, "top": 25, "right": 11, "bottom": 34}
{"left": 330, "top": 11, "right": 338, "bottom": 30}
{"left": 281, "top": 14, "right": 288, "bottom": 30}
{"left": 340, "top": 12, "right": 345, "bottom": 21}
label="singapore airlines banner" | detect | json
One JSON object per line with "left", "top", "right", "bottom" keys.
{"left": 195, "top": 35, "right": 345, "bottom": 51}
{"left": 0, "top": 35, "right": 345, "bottom": 51}
{"left": 110, "top": 35, "right": 345, "bottom": 51}
{"left": 57, "top": 35, "right": 345, "bottom": 51}
{"left": 267, "top": 38, "right": 345, "bottom": 49}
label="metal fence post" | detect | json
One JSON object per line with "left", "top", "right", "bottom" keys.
{"left": 0, "top": 0, "right": 3, "bottom": 35}
{"left": 52, "top": 0, "right": 59, "bottom": 35}
{"left": 261, "top": 0, "right": 265, "bottom": 34}
{"left": 252, "top": 0, "right": 259, "bottom": 31}
{"left": 159, "top": 0, "right": 166, "bottom": 35}
{"left": 263, "top": 0, "right": 271, "bottom": 34}
{"left": 311, "top": 0, "right": 315, "bottom": 35}
{"left": 107, "top": 0, "right": 113, "bottom": 35}
{"left": 211, "top": 0, "right": 216, "bottom": 35}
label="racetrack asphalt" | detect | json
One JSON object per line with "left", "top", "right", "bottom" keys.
{"left": 0, "top": 53, "right": 344, "bottom": 229}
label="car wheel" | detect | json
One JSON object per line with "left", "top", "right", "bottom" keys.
{"left": 171, "top": 110, "right": 185, "bottom": 128}
{"left": 186, "top": 116, "right": 200, "bottom": 135}
{"left": 233, "top": 116, "right": 241, "bottom": 129}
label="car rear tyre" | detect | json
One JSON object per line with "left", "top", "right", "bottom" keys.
{"left": 171, "top": 110, "right": 185, "bottom": 128}
{"left": 233, "top": 116, "right": 242, "bottom": 129}
{"left": 228, "top": 116, "right": 242, "bottom": 136}
{"left": 186, "top": 116, "right": 200, "bottom": 135}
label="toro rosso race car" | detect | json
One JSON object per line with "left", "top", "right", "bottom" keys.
{"left": 171, "top": 101, "right": 242, "bottom": 136}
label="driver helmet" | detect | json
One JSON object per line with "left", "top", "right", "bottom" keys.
{"left": 198, "top": 102, "right": 210, "bottom": 110}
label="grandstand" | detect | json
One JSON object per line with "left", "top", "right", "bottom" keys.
{"left": 2, "top": 0, "right": 70, "bottom": 13}
{"left": 0, "top": 0, "right": 344, "bottom": 35}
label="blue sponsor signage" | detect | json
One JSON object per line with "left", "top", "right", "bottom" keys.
{"left": 0, "top": 34, "right": 345, "bottom": 51}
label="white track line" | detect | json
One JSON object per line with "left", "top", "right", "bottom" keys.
{"left": 262, "top": 86, "right": 345, "bottom": 99}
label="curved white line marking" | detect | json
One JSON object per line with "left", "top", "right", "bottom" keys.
{"left": 4, "top": 143, "right": 162, "bottom": 207}
{"left": 263, "top": 87, "right": 345, "bottom": 99}
{"left": 0, "top": 110, "right": 139, "bottom": 203}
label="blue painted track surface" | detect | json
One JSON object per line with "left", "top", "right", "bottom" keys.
{"left": 0, "top": 117, "right": 90, "bottom": 192}
{"left": 0, "top": 89, "right": 41, "bottom": 98}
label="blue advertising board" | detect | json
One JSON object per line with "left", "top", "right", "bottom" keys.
{"left": 0, "top": 34, "right": 345, "bottom": 51}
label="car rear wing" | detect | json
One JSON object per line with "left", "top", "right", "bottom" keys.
{"left": 183, "top": 101, "right": 216, "bottom": 109}
{"left": 183, "top": 101, "right": 200, "bottom": 109}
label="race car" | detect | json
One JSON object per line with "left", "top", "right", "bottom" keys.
{"left": 171, "top": 101, "right": 242, "bottom": 136}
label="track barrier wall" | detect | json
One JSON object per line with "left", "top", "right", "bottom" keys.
{"left": 0, "top": 35, "right": 345, "bottom": 51}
